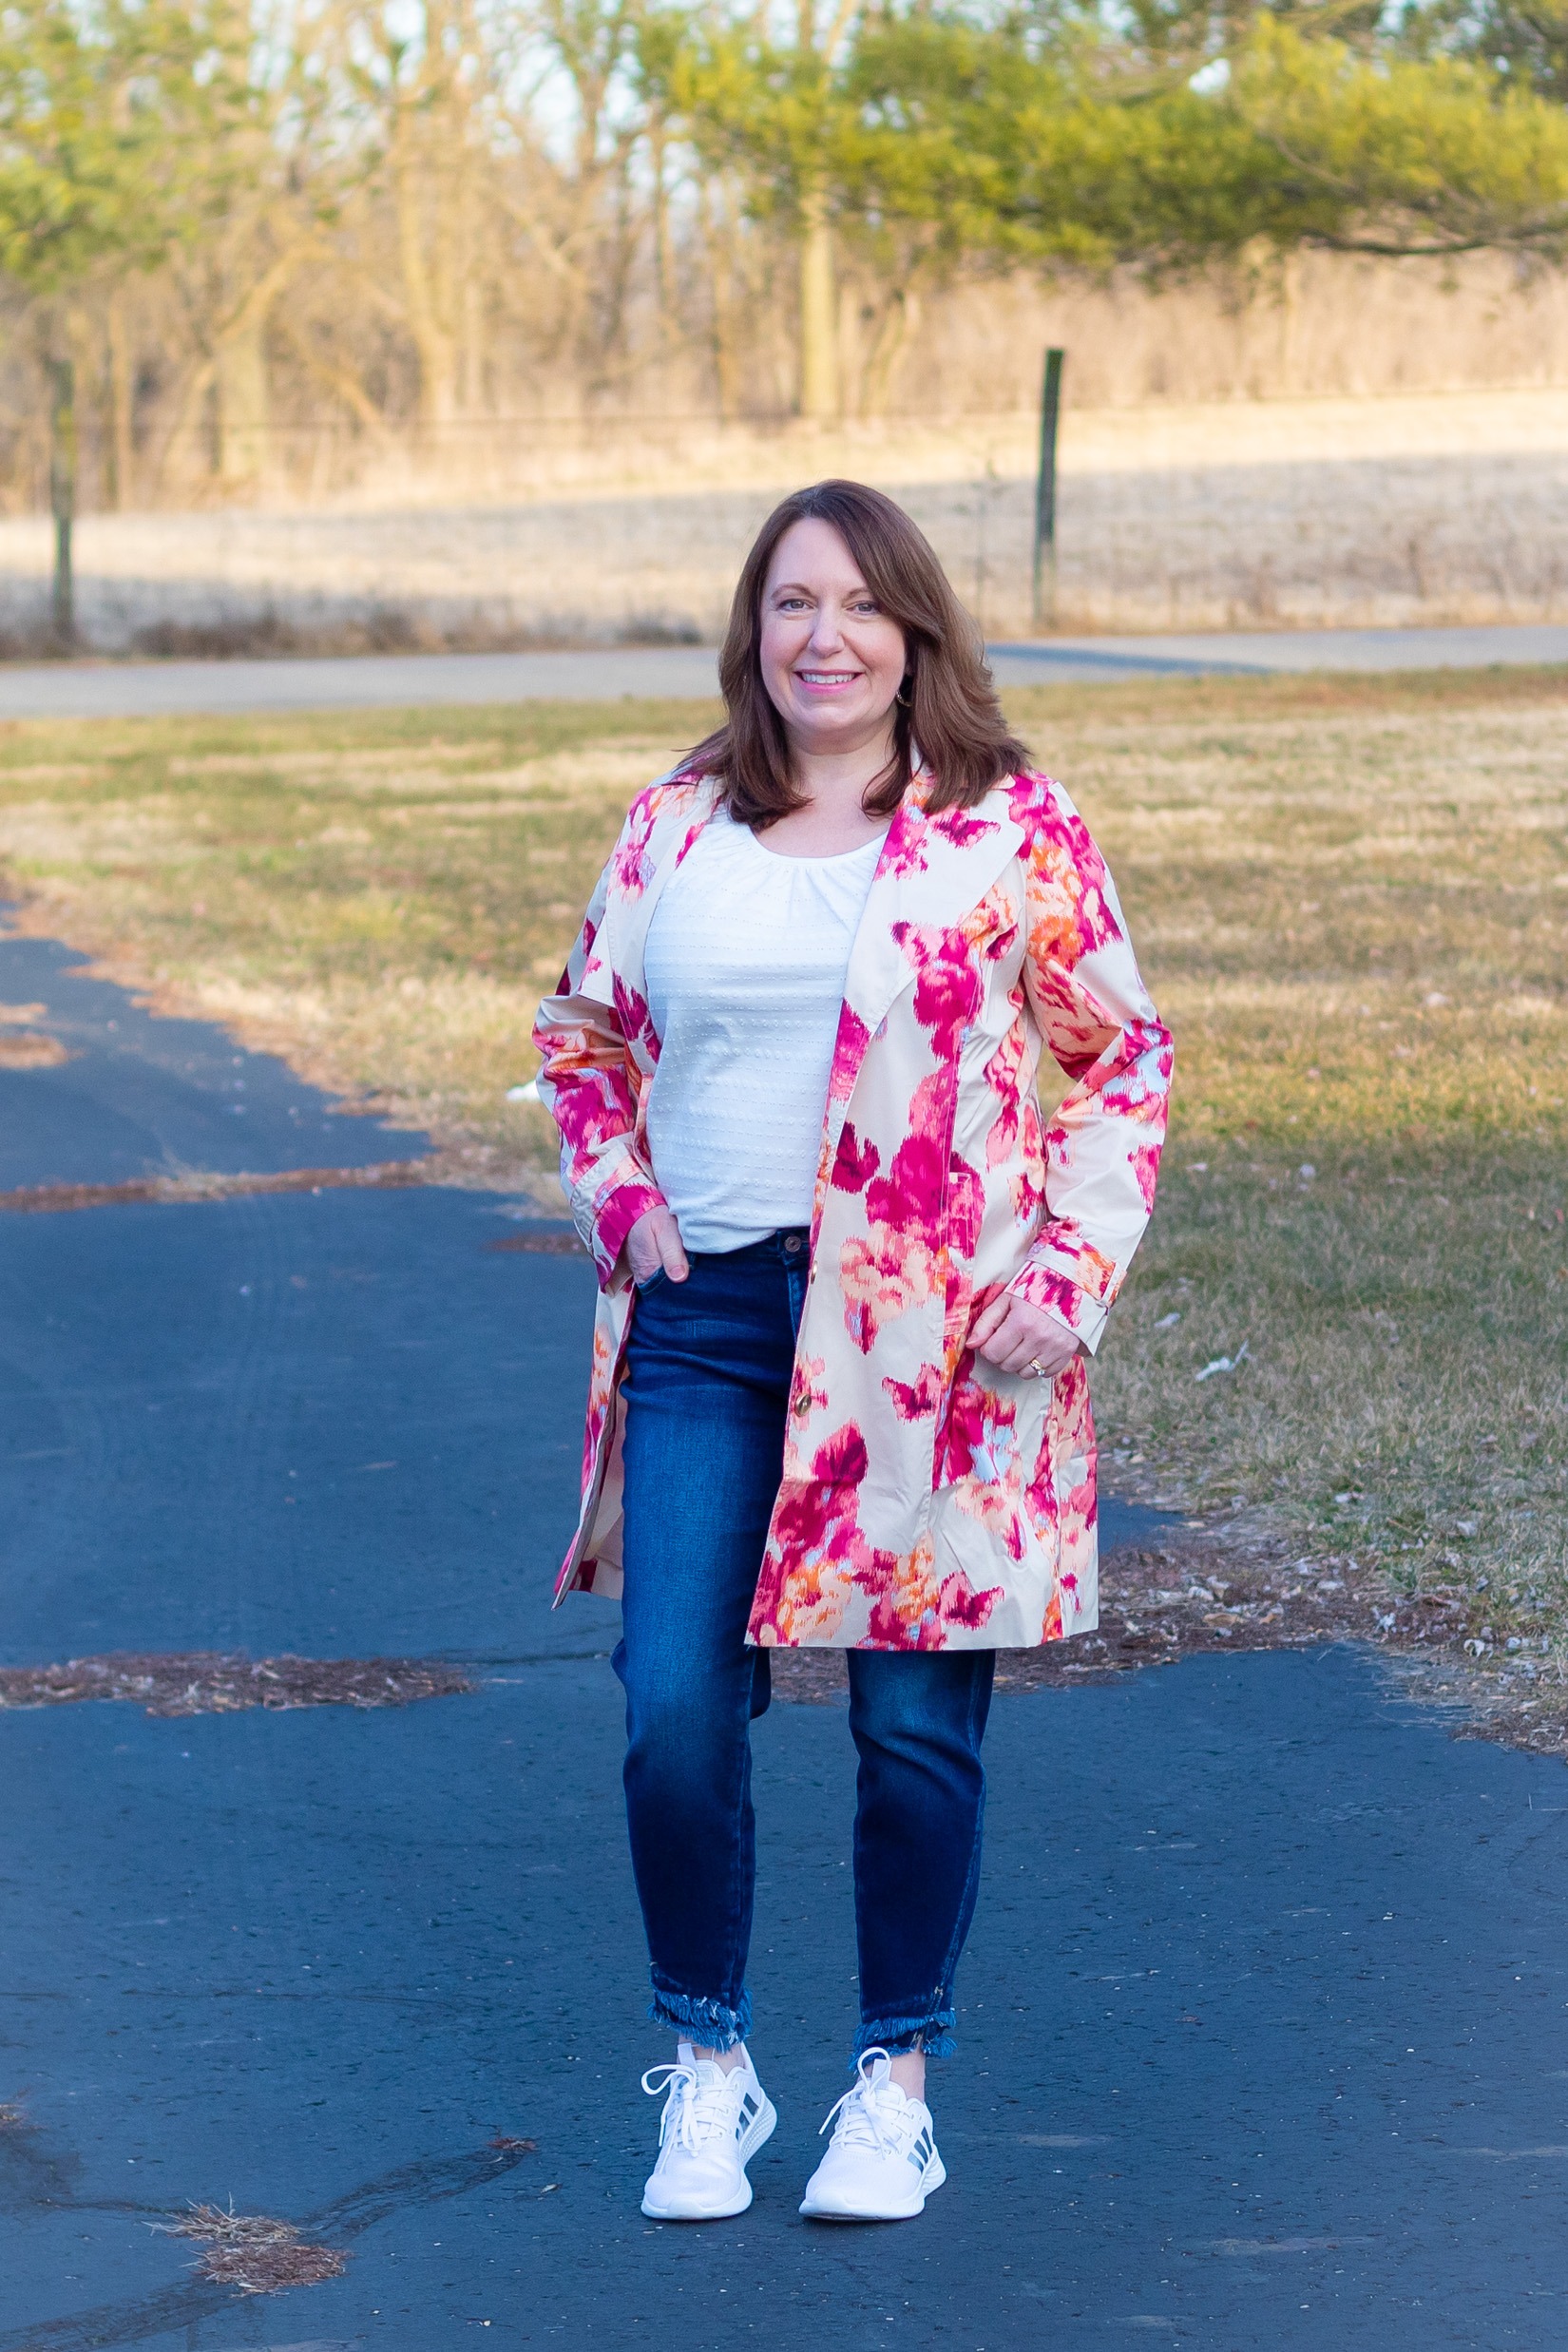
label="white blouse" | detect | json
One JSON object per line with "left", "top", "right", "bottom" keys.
{"left": 642, "top": 810, "right": 884, "bottom": 1253}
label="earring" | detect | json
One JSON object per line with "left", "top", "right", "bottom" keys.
{"left": 896, "top": 678, "right": 913, "bottom": 708}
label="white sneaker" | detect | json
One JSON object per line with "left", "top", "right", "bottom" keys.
{"left": 799, "top": 2047, "right": 947, "bottom": 2221}
{"left": 640, "top": 2043, "right": 776, "bottom": 2220}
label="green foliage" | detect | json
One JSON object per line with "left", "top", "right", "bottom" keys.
{"left": 660, "top": 6, "right": 1568, "bottom": 281}
{"left": 0, "top": 0, "right": 250, "bottom": 297}
{"left": 1234, "top": 16, "right": 1568, "bottom": 257}
{"left": 1402, "top": 0, "right": 1568, "bottom": 106}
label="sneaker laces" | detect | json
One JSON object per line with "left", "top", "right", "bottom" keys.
{"left": 818, "top": 2047, "right": 914, "bottom": 2156}
{"left": 641, "top": 2060, "right": 742, "bottom": 2156}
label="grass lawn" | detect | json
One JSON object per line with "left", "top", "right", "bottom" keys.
{"left": 1, "top": 667, "right": 1563, "bottom": 1717}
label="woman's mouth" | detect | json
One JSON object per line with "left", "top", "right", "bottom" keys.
{"left": 794, "top": 669, "right": 861, "bottom": 692}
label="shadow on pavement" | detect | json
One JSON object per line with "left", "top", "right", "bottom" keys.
{"left": 0, "top": 928, "right": 430, "bottom": 1193}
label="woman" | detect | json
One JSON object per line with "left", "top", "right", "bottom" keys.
{"left": 533, "top": 480, "right": 1172, "bottom": 2226}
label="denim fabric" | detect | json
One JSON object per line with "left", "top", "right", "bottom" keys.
{"left": 616, "top": 1229, "right": 994, "bottom": 2056}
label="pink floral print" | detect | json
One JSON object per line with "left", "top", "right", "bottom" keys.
{"left": 532, "top": 765, "right": 1172, "bottom": 1652}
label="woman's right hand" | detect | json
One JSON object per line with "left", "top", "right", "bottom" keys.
{"left": 627, "top": 1205, "right": 690, "bottom": 1285}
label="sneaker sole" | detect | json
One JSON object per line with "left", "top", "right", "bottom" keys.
{"left": 799, "top": 2151, "right": 947, "bottom": 2223}
{"left": 641, "top": 2095, "right": 777, "bottom": 2222}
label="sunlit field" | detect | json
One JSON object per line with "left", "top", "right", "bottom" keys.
{"left": 1, "top": 667, "right": 1563, "bottom": 1706}
{"left": 9, "top": 387, "right": 1568, "bottom": 652}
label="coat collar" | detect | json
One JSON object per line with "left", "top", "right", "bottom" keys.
{"left": 587, "top": 770, "right": 1023, "bottom": 1101}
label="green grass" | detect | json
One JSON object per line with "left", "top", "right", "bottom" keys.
{"left": 1004, "top": 671, "right": 1568, "bottom": 1669}
{"left": 1, "top": 666, "right": 1564, "bottom": 1670}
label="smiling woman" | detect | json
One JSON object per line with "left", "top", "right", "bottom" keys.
{"left": 531, "top": 479, "right": 1173, "bottom": 2226}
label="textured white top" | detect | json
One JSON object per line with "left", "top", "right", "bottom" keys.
{"left": 642, "top": 810, "right": 885, "bottom": 1252}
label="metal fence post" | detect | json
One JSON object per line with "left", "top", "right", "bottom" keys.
{"left": 1031, "top": 346, "right": 1064, "bottom": 632}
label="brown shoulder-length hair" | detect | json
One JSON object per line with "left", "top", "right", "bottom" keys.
{"left": 686, "top": 479, "right": 1031, "bottom": 826}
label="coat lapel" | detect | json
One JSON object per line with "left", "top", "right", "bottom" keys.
{"left": 575, "top": 774, "right": 717, "bottom": 1056}
{"left": 828, "top": 784, "right": 1024, "bottom": 1138}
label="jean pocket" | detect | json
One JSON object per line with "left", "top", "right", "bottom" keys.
{"left": 634, "top": 1267, "right": 668, "bottom": 1296}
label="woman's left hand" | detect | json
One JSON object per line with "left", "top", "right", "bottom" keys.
{"left": 968, "top": 1288, "right": 1082, "bottom": 1382}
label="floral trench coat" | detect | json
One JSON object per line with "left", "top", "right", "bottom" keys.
{"left": 531, "top": 767, "right": 1173, "bottom": 1653}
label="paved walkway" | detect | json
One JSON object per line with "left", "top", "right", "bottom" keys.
{"left": 0, "top": 621, "right": 1564, "bottom": 720}
{"left": 3, "top": 927, "right": 1565, "bottom": 2350}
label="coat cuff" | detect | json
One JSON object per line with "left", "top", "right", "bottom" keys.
{"left": 588, "top": 1171, "right": 667, "bottom": 1288}
{"left": 1005, "top": 1259, "right": 1111, "bottom": 1357}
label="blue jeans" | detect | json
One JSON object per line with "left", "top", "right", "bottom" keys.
{"left": 615, "top": 1229, "right": 994, "bottom": 2058}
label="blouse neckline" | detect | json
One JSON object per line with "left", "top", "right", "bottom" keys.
{"left": 733, "top": 813, "right": 889, "bottom": 870}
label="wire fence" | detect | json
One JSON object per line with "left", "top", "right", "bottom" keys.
{"left": 3, "top": 399, "right": 1567, "bottom": 656}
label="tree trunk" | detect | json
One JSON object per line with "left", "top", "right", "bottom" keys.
{"left": 461, "top": 265, "right": 485, "bottom": 418}
{"left": 859, "top": 284, "right": 918, "bottom": 419}
{"left": 48, "top": 356, "right": 76, "bottom": 646}
{"left": 105, "top": 288, "right": 133, "bottom": 511}
{"left": 1278, "top": 249, "right": 1302, "bottom": 395}
{"left": 650, "top": 118, "right": 675, "bottom": 329}
{"left": 709, "top": 219, "right": 739, "bottom": 421}
{"left": 391, "top": 110, "right": 459, "bottom": 443}
{"left": 216, "top": 316, "right": 271, "bottom": 484}
{"left": 797, "top": 190, "right": 839, "bottom": 423}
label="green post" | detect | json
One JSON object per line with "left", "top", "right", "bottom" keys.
{"left": 1031, "top": 346, "right": 1064, "bottom": 632}
{"left": 48, "top": 356, "right": 76, "bottom": 647}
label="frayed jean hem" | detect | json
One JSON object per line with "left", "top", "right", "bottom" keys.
{"left": 647, "top": 1979, "right": 753, "bottom": 2052}
{"left": 854, "top": 2005, "right": 956, "bottom": 2062}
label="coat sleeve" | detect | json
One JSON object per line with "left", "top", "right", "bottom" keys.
{"left": 1005, "top": 775, "right": 1174, "bottom": 1352}
{"left": 530, "top": 832, "right": 668, "bottom": 1290}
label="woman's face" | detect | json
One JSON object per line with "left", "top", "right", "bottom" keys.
{"left": 758, "top": 518, "right": 908, "bottom": 759}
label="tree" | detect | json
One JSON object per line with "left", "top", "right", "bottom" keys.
{"left": 1403, "top": 0, "right": 1568, "bottom": 106}
{"left": 1233, "top": 17, "right": 1568, "bottom": 258}
{"left": 672, "top": 4, "right": 874, "bottom": 420}
{"left": 0, "top": 0, "right": 251, "bottom": 631}
{"left": 4, "top": 0, "right": 1566, "bottom": 502}
{"left": 834, "top": 11, "right": 1568, "bottom": 292}
{"left": 669, "top": 0, "right": 1568, "bottom": 424}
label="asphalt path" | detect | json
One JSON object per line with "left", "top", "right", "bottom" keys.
{"left": 0, "top": 621, "right": 1565, "bottom": 720}
{"left": 2, "top": 932, "right": 1565, "bottom": 2350}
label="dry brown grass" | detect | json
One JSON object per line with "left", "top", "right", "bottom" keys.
{"left": 155, "top": 2205, "right": 348, "bottom": 2295}
{"left": 0, "top": 1160, "right": 431, "bottom": 1214}
{"left": 0, "top": 667, "right": 1563, "bottom": 1731}
{"left": 0, "top": 997, "right": 70, "bottom": 1067}
{"left": 0, "top": 1652, "right": 475, "bottom": 1715}
{"left": 12, "top": 387, "right": 1568, "bottom": 648}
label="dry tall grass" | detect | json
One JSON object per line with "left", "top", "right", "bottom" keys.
{"left": 63, "top": 249, "right": 1568, "bottom": 509}
{"left": 2, "top": 388, "right": 1565, "bottom": 651}
{"left": 6, "top": 247, "right": 1568, "bottom": 647}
